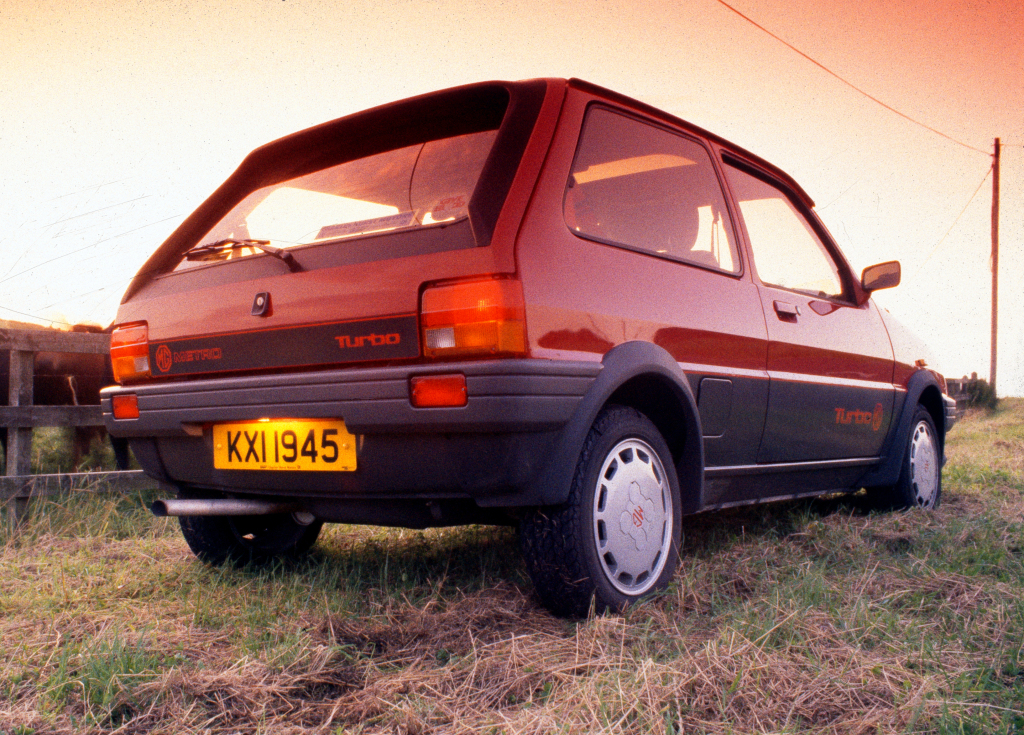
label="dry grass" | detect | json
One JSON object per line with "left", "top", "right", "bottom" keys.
{"left": 2, "top": 400, "right": 1024, "bottom": 734}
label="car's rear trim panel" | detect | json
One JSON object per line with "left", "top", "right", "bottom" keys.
{"left": 103, "top": 359, "right": 601, "bottom": 437}
{"left": 148, "top": 314, "right": 419, "bottom": 378}
{"left": 103, "top": 359, "right": 601, "bottom": 506}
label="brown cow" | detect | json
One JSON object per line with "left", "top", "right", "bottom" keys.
{"left": 2, "top": 324, "right": 130, "bottom": 471}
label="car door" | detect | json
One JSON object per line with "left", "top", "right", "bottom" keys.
{"left": 722, "top": 159, "right": 895, "bottom": 463}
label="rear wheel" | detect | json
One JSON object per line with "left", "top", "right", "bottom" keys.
{"left": 867, "top": 405, "right": 941, "bottom": 511}
{"left": 520, "top": 406, "right": 682, "bottom": 617}
{"left": 176, "top": 492, "right": 322, "bottom": 565}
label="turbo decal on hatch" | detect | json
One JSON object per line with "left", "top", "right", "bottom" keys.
{"left": 150, "top": 314, "right": 418, "bottom": 376}
{"left": 335, "top": 332, "right": 401, "bottom": 349}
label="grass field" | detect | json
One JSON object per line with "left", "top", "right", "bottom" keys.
{"left": 2, "top": 401, "right": 1023, "bottom": 734}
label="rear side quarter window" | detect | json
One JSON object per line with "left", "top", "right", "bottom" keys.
{"left": 564, "top": 108, "right": 740, "bottom": 274}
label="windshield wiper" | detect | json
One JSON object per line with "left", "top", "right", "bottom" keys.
{"left": 185, "top": 239, "right": 302, "bottom": 272}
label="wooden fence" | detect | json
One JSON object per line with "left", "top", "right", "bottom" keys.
{"left": 1, "top": 328, "right": 150, "bottom": 523}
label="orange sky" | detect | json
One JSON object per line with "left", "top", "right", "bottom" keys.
{"left": 1, "top": 0, "right": 1022, "bottom": 393}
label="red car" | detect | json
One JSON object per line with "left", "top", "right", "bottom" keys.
{"left": 103, "top": 78, "right": 956, "bottom": 617}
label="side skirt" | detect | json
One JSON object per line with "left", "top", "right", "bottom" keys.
{"left": 702, "top": 456, "right": 880, "bottom": 510}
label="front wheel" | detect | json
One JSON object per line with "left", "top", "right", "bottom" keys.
{"left": 867, "top": 405, "right": 942, "bottom": 511}
{"left": 520, "top": 406, "right": 682, "bottom": 617}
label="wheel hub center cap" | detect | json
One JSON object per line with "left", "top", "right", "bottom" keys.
{"left": 619, "top": 481, "right": 655, "bottom": 550}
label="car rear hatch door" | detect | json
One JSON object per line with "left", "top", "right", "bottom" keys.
{"left": 114, "top": 80, "right": 552, "bottom": 380}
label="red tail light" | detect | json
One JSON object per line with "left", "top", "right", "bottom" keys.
{"left": 110, "top": 322, "right": 150, "bottom": 383}
{"left": 420, "top": 277, "right": 526, "bottom": 359}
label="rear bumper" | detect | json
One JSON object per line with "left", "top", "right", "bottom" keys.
{"left": 102, "top": 359, "right": 599, "bottom": 507}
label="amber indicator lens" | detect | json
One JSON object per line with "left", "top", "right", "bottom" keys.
{"left": 110, "top": 322, "right": 151, "bottom": 383}
{"left": 420, "top": 277, "right": 526, "bottom": 358}
{"left": 410, "top": 374, "right": 468, "bottom": 408}
{"left": 111, "top": 394, "right": 140, "bottom": 420}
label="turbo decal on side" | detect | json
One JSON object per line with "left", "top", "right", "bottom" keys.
{"left": 834, "top": 402, "right": 885, "bottom": 431}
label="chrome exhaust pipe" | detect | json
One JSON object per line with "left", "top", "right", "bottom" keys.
{"left": 151, "top": 498, "right": 300, "bottom": 518}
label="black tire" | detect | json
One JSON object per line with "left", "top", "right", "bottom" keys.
{"left": 520, "top": 405, "right": 682, "bottom": 617}
{"left": 177, "top": 493, "right": 323, "bottom": 565}
{"left": 867, "top": 405, "right": 942, "bottom": 511}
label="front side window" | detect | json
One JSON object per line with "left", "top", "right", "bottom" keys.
{"left": 175, "top": 130, "right": 498, "bottom": 270}
{"left": 724, "top": 164, "right": 844, "bottom": 298}
{"left": 564, "top": 108, "right": 739, "bottom": 273}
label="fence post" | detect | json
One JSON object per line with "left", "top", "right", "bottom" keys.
{"left": 2, "top": 328, "right": 146, "bottom": 513}
{"left": 5, "top": 350, "right": 34, "bottom": 524}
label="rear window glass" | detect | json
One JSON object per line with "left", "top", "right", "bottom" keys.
{"left": 564, "top": 108, "right": 739, "bottom": 273}
{"left": 175, "top": 129, "right": 497, "bottom": 270}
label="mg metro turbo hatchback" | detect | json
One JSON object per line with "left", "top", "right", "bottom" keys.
{"left": 103, "top": 78, "right": 956, "bottom": 617}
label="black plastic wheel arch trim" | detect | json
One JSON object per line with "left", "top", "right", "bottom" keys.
{"left": 858, "top": 370, "right": 949, "bottom": 489}
{"left": 530, "top": 340, "right": 705, "bottom": 513}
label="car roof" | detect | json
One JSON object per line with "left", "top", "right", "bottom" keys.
{"left": 124, "top": 78, "right": 817, "bottom": 301}
{"left": 238, "top": 77, "right": 816, "bottom": 209}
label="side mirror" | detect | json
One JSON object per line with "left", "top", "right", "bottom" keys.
{"left": 861, "top": 260, "right": 901, "bottom": 292}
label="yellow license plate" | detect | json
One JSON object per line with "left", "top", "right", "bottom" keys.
{"left": 212, "top": 420, "right": 356, "bottom": 471}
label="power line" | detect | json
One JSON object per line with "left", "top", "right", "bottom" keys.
{"left": 713, "top": 0, "right": 991, "bottom": 156}
{"left": 0, "top": 214, "right": 181, "bottom": 287}
{"left": 41, "top": 177, "right": 137, "bottom": 204}
{"left": 46, "top": 195, "right": 151, "bottom": 227}
{"left": 39, "top": 276, "right": 133, "bottom": 311}
{"left": 0, "top": 304, "right": 77, "bottom": 327}
{"left": 912, "top": 165, "right": 993, "bottom": 279}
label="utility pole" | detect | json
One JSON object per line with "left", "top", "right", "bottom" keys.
{"left": 990, "top": 138, "right": 1000, "bottom": 393}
